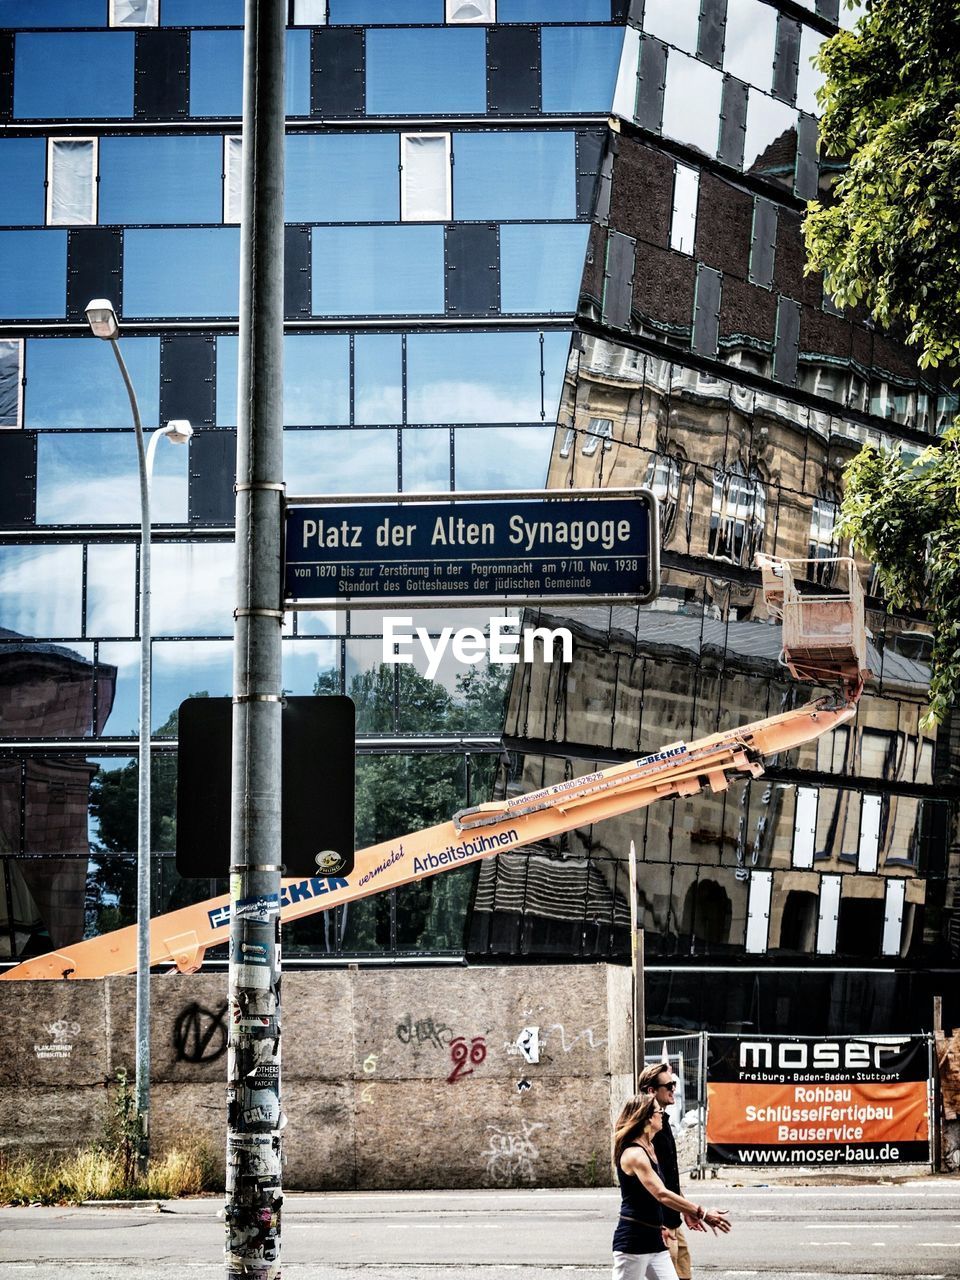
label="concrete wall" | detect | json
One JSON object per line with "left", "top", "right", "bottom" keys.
{"left": 0, "top": 964, "right": 632, "bottom": 1189}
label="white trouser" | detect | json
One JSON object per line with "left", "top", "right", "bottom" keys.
{"left": 612, "top": 1248, "right": 679, "bottom": 1280}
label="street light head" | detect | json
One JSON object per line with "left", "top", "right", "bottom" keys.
{"left": 85, "top": 298, "right": 119, "bottom": 340}
{"left": 164, "top": 420, "right": 193, "bottom": 445}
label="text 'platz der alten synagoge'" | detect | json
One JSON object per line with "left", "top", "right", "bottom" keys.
{"left": 0, "top": 0, "right": 957, "bottom": 1035}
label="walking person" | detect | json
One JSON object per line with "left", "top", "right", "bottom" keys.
{"left": 612, "top": 1094, "right": 730, "bottom": 1280}
{"left": 638, "top": 1061, "right": 697, "bottom": 1279}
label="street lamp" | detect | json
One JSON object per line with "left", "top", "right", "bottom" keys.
{"left": 85, "top": 298, "right": 192, "bottom": 1170}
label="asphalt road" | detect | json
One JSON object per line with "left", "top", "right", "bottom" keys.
{"left": 1, "top": 1179, "right": 959, "bottom": 1280}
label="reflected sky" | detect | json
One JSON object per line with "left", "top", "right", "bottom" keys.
{"left": 744, "top": 92, "right": 798, "bottom": 173}
{"left": 282, "top": 639, "right": 339, "bottom": 695}
{"left": 366, "top": 29, "right": 487, "bottom": 115}
{"left": 312, "top": 225, "right": 445, "bottom": 316}
{"left": 0, "top": 138, "right": 45, "bottom": 226}
{"left": 402, "top": 427, "right": 451, "bottom": 492}
{"left": 662, "top": 49, "right": 723, "bottom": 157}
{"left": 151, "top": 543, "right": 235, "bottom": 636}
{"left": 356, "top": 334, "right": 403, "bottom": 425}
{"left": 14, "top": 32, "right": 134, "bottom": 119}
{"left": 189, "top": 29, "right": 310, "bottom": 117}
{"left": 723, "top": 0, "right": 777, "bottom": 90}
{"left": 0, "top": 544, "right": 83, "bottom": 638}
{"left": 407, "top": 331, "right": 543, "bottom": 423}
{"left": 286, "top": 134, "right": 400, "bottom": 223}
{"left": 642, "top": 0, "right": 699, "bottom": 55}
{"left": 285, "top": 429, "right": 398, "bottom": 494}
{"left": 454, "top": 132, "right": 576, "bottom": 221}
{"left": 124, "top": 228, "right": 240, "bottom": 318}
{"left": 25, "top": 337, "right": 160, "bottom": 429}
{"left": 0, "top": 230, "right": 66, "bottom": 319}
{"left": 454, "top": 426, "right": 553, "bottom": 490}
{"left": 99, "top": 136, "right": 223, "bottom": 225}
{"left": 86, "top": 544, "right": 136, "bottom": 638}
{"left": 541, "top": 26, "right": 623, "bottom": 113}
{"left": 500, "top": 223, "right": 589, "bottom": 313}
{"left": 37, "top": 434, "right": 188, "bottom": 525}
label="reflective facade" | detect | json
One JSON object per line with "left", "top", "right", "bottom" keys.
{"left": 0, "top": 0, "right": 957, "bottom": 1031}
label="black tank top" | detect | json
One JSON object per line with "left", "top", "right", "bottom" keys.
{"left": 612, "top": 1144, "right": 666, "bottom": 1256}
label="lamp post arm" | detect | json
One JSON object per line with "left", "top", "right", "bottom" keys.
{"left": 109, "top": 334, "right": 152, "bottom": 1169}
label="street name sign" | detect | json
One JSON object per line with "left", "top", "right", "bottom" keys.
{"left": 284, "top": 489, "right": 659, "bottom": 609}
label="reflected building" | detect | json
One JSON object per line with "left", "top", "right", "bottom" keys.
{"left": 0, "top": 1, "right": 956, "bottom": 1030}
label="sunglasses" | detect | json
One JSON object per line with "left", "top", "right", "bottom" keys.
{"left": 659, "top": 1080, "right": 678, "bottom": 1090}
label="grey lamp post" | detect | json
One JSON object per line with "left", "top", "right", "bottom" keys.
{"left": 85, "top": 298, "right": 192, "bottom": 1170}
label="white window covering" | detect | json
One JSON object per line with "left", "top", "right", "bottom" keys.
{"left": 669, "top": 163, "right": 699, "bottom": 255}
{"left": 815, "top": 874, "right": 841, "bottom": 954}
{"left": 400, "top": 133, "right": 451, "bottom": 222}
{"left": 110, "top": 0, "right": 159, "bottom": 25}
{"left": 447, "top": 0, "right": 495, "bottom": 21}
{"left": 881, "top": 879, "right": 906, "bottom": 956}
{"left": 293, "top": 0, "right": 327, "bottom": 23}
{"left": 792, "top": 786, "right": 817, "bottom": 869}
{"left": 745, "top": 870, "right": 772, "bottom": 954}
{"left": 224, "top": 136, "right": 243, "bottom": 225}
{"left": 857, "top": 793, "right": 882, "bottom": 873}
{"left": 47, "top": 139, "right": 97, "bottom": 227}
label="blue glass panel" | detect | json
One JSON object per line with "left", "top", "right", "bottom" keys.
{"left": 99, "top": 136, "right": 223, "bottom": 225}
{"left": 542, "top": 330, "right": 572, "bottom": 420}
{"left": 14, "top": 32, "right": 134, "bottom": 119}
{"left": 162, "top": 0, "right": 243, "bottom": 23}
{"left": 0, "top": 139, "right": 46, "bottom": 226}
{"left": 86, "top": 544, "right": 136, "bottom": 638}
{"left": 190, "top": 30, "right": 309, "bottom": 117}
{"left": 0, "top": 1, "right": 105, "bottom": 25}
{"left": 453, "top": 131, "right": 576, "bottom": 220}
{"left": 24, "top": 337, "right": 160, "bottom": 429}
{"left": 402, "top": 427, "right": 449, "bottom": 491}
{"left": 281, "top": 639, "right": 339, "bottom": 695}
{"left": 366, "top": 29, "right": 486, "bottom": 115}
{"left": 453, "top": 426, "right": 552, "bottom": 489}
{"left": 541, "top": 26, "right": 623, "bottom": 113}
{"left": 216, "top": 334, "right": 238, "bottom": 425}
{"left": 500, "top": 223, "right": 589, "bottom": 313}
{"left": 285, "top": 334, "right": 351, "bottom": 426}
{"left": 123, "top": 228, "right": 240, "bottom": 317}
{"left": 355, "top": 334, "right": 402, "bottom": 424}
{"left": 36, "top": 432, "right": 189, "bottom": 525}
{"left": 0, "top": 231, "right": 66, "bottom": 319}
{"left": 151, "top": 640, "right": 233, "bottom": 731}
{"left": 329, "top": 0, "right": 441, "bottom": 20}
{"left": 152, "top": 543, "right": 234, "bottom": 636}
{"left": 97, "top": 642, "right": 138, "bottom": 735}
{"left": 499, "top": 0, "right": 609, "bottom": 18}
{"left": 286, "top": 134, "right": 399, "bottom": 222}
{"left": 407, "top": 332, "right": 544, "bottom": 424}
{"left": 0, "top": 545, "right": 83, "bottom": 638}
{"left": 312, "top": 226, "right": 444, "bottom": 315}
{"left": 285, "top": 428, "right": 398, "bottom": 494}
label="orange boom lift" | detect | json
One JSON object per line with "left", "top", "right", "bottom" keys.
{"left": 1, "top": 555, "right": 870, "bottom": 981}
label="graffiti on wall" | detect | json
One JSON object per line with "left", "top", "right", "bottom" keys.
{"left": 448, "top": 1035, "right": 487, "bottom": 1083}
{"left": 482, "top": 1119, "right": 545, "bottom": 1185}
{"left": 396, "top": 1013, "right": 453, "bottom": 1049}
{"left": 173, "top": 1001, "right": 229, "bottom": 1063}
{"left": 33, "top": 1018, "right": 80, "bottom": 1060}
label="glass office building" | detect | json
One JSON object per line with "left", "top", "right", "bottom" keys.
{"left": 0, "top": 0, "right": 956, "bottom": 1032}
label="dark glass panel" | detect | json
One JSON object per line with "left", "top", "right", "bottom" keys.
{"left": 0, "top": 432, "right": 34, "bottom": 527}
{"left": 133, "top": 28, "right": 188, "bottom": 118}
{"left": 486, "top": 25, "right": 540, "bottom": 117}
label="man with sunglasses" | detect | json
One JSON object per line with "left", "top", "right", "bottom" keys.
{"left": 637, "top": 1061, "right": 701, "bottom": 1279}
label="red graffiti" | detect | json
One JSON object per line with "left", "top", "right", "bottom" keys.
{"left": 448, "top": 1035, "right": 487, "bottom": 1083}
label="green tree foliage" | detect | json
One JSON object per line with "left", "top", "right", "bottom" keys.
{"left": 803, "top": 1, "right": 960, "bottom": 724}
{"left": 804, "top": 0, "right": 960, "bottom": 368}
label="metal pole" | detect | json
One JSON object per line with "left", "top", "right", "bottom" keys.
{"left": 225, "top": 1, "right": 285, "bottom": 1276}
{"left": 108, "top": 336, "right": 152, "bottom": 1172}
{"left": 628, "top": 840, "right": 645, "bottom": 1090}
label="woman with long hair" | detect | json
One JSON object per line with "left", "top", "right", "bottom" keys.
{"left": 611, "top": 1094, "right": 731, "bottom": 1279}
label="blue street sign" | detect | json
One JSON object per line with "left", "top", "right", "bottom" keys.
{"left": 284, "top": 491, "right": 659, "bottom": 607}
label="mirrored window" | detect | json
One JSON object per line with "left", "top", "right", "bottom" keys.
{"left": 152, "top": 543, "right": 234, "bottom": 636}
{"left": 453, "top": 131, "right": 576, "bottom": 221}
{"left": 454, "top": 426, "right": 552, "bottom": 489}
{"left": 0, "top": 231, "right": 66, "bottom": 319}
{"left": 312, "top": 226, "right": 444, "bottom": 316}
{"left": 662, "top": 49, "right": 722, "bottom": 157}
{"left": 543, "top": 330, "right": 572, "bottom": 421}
{"left": 407, "top": 332, "right": 544, "bottom": 423}
{"left": 281, "top": 639, "right": 339, "bottom": 695}
{"left": 541, "top": 26, "right": 623, "bottom": 113}
{"left": 0, "top": 139, "right": 46, "bottom": 226}
{"left": 1, "top": 1, "right": 104, "bottom": 24}
{"left": 355, "top": 334, "right": 403, "bottom": 425}
{"left": 669, "top": 162, "right": 699, "bottom": 254}
{"left": 744, "top": 91, "right": 797, "bottom": 175}
{"left": 285, "top": 428, "right": 398, "bottom": 494}
{"left": 123, "top": 228, "right": 240, "bottom": 318}
{"left": 286, "top": 133, "right": 399, "bottom": 222}
{"left": 110, "top": 0, "right": 158, "bottom": 25}
{"left": 99, "top": 136, "right": 223, "bottom": 224}
{"left": 216, "top": 335, "right": 238, "bottom": 426}
{"left": 14, "top": 32, "right": 135, "bottom": 119}
{"left": 723, "top": 0, "right": 776, "bottom": 90}
{"left": 47, "top": 139, "right": 97, "bottom": 226}
{"left": 86, "top": 544, "right": 137, "bottom": 638}
{"left": 161, "top": 0, "right": 243, "bottom": 21}
{"left": 642, "top": 0, "right": 699, "bottom": 55}
{"left": 37, "top": 433, "right": 189, "bottom": 525}
{"left": 499, "top": 0, "right": 608, "bottom": 15}
{"left": 796, "top": 24, "right": 826, "bottom": 116}
{"left": 500, "top": 223, "right": 589, "bottom": 314}
{"left": 328, "top": 0, "right": 441, "bottom": 19}
{"left": 285, "top": 334, "right": 350, "bottom": 426}
{"left": 0, "top": 341, "right": 21, "bottom": 428}
{"left": 25, "top": 337, "right": 160, "bottom": 429}
{"left": 5, "top": 648, "right": 96, "bottom": 741}
{"left": 0, "top": 545, "right": 83, "bottom": 638}
{"left": 401, "top": 133, "right": 451, "bottom": 222}
{"left": 189, "top": 30, "right": 309, "bottom": 117}
{"left": 402, "top": 427, "right": 450, "bottom": 491}
{"left": 366, "top": 29, "right": 486, "bottom": 116}
{"left": 151, "top": 640, "right": 234, "bottom": 732}
{"left": 96, "top": 642, "right": 138, "bottom": 735}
